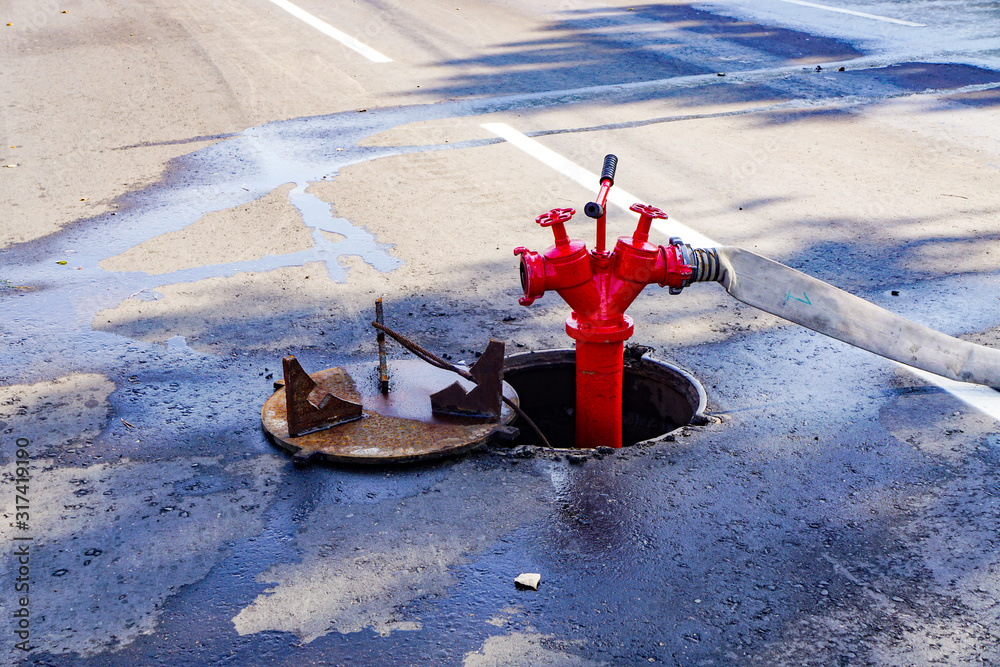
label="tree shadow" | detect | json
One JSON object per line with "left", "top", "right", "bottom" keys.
{"left": 411, "top": 3, "right": 1000, "bottom": 125}
{"left": 755, "top": 207, "right": 1000, "bottom": 293}
{"left": 419, "top": 3, "right": 863, "bottom": 99}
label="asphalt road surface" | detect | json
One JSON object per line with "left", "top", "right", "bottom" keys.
{"left": 4, "top": 0, "right": 1000, "bottom": 665}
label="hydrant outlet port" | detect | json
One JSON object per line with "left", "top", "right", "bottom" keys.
{"left": 503, "top": 348, "right": 707, "bottom": 449}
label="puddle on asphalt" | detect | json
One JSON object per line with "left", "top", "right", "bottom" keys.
{"left": 164, "top": 334, "right": 198, "bottom": 353}
{"left": 1, "top": 96, "right": 531, "bottom": 379}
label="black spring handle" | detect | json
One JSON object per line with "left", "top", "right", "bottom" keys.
{"left": 601, "top": 154, "right": 618, "bottom": 185}
{"left": 585, "top": 155, "right": 619, "bottom": 219}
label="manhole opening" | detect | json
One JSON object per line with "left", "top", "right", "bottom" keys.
{"left": 503, "top": 347, "right": 708, "bottom": 449}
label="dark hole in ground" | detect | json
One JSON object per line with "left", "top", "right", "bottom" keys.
{"left": 503, "top": 347, "right": 707, "bottom": 449}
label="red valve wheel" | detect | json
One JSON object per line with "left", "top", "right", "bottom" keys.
{"left": 536, "top": 208, "right": 576, "bottom": 227}
{"left": 629, "top": 203, "right": 667, "bottom": 219}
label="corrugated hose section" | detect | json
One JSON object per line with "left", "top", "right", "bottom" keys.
{"left": 691, "top": 247, "right": 724, "bottom": 283}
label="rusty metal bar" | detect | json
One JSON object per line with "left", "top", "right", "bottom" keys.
{"left": 375, "top": 298, "right": 390, "bottom": 394}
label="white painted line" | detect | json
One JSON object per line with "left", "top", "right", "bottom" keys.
{"left": 772, "top": 0, "right": 925, "bottom": 27}
{"left": 480, "top": 122, "right": 715, "bottom": 248}
{"left": 905, "top": 367, "right": 1000, "bottom": 417}
{"left": 482, "top": 121, "right": 1000, "bottom": 422}
{"left": 268, "top": 0, "right": 391, "bottom": 63}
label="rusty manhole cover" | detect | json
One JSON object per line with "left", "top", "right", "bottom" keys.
{"left": 262, "top": 360, "right": 519, "bottom": 464}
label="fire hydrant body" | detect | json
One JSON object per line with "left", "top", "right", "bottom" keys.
{"left": 514, "top": 157, "right": 698, "bottom": 448}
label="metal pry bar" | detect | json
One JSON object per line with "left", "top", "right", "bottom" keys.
{"left": 376, "top": 298, "right": 390, "bottom": 394}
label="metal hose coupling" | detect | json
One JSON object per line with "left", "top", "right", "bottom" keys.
{"left": 665, "top": 240, "right": 724, "bottom": 293}
{"left": 687, "top": 246, "right": 724, "bottom": 283}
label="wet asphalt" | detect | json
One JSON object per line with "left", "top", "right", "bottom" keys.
{"left": 5, "top": 1, "right": 1000, "bottom": 665}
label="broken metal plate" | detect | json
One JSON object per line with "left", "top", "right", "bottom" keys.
{"left": 282, "top": 355, "right": 363, "bottom": 436}
{"left": 261, "top": 360, "right": 519, "bottom": 464}
{"left": 430, "top": 340, "right": 505, "bottom": 419}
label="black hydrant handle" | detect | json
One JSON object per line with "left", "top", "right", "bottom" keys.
{"left": 584, "top": 154, "right": 619, "bottom": 220}
{"left": 601, "top": 154, "right": 618, "bottom": 185}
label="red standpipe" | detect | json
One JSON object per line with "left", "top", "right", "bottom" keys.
{"left": 514, "top": 157, "right": 695, "bottom": 448}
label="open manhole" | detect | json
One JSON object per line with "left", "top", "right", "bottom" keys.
{"left": 503, "top": 347, "right": 708, "bottom": 449}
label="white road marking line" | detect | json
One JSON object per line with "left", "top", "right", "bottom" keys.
{"left": 482, "top": 121, "right": 1000, "bottom": 421}
{"left": 481, "top": 122, "right": 715, "bottom": 249}
{"left": 905, "top": 368, "right": 1000, "bottom": 417}
{"left": 771, "top": 0, "right": 926, "bottom": 27}
{"left": 268, "top": 0, "right": 391, "bottom": 63}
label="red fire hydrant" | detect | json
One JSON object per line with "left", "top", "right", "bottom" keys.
{"left": 514, "top": 155, "right": 706, "bottom": 449}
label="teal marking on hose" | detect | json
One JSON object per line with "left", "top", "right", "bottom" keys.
{"left": 785, "top": 290, "right": 812, "bottom": 305}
